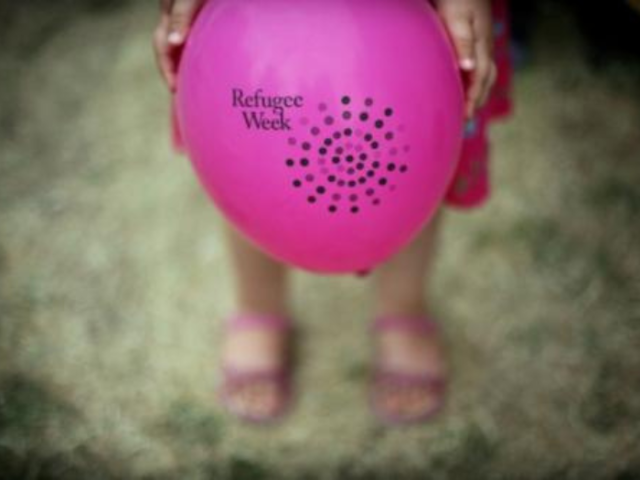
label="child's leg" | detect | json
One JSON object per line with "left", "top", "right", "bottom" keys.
{"left": 372, "top": 211, "right": 446, "bottom": 417}
{"left": 375, "top": 212, "right": 441, "bottom": 317}
{"left": 225, "top": 224, "right": 289, "bottom": 317}
{"left": 221, "top": 224, "right": 291, "bottom": 417}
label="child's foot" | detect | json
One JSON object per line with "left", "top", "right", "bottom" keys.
{"left": 370, "top": 315, "right": 447, "bottom": 424}
{"left": 219, "top": 314, "right": 293, "bottom": 421}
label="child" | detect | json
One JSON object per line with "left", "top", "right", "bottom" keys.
{"left": 153, "top": 0, "right": 509, "bottom": 425}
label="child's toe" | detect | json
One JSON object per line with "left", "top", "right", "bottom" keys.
{"left": 375, "top": 384, "right": 441, "bottom": 421}
{"left": 226, "top": 380, "right": 284, "bottom": 419}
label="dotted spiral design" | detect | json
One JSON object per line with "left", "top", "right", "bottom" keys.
{"left": 284, "top": 95, "right": 410, "bottom": 215}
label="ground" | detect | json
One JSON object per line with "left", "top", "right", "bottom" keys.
{"left": 0, "top": 2, "right": 639, "bottom": 479}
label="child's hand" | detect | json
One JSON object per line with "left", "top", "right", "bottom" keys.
{"left": 153, "top": 0, "right": 206, "bottom": 92}
{"left": 434, "top": 0, "right": 497, "bottom": 118}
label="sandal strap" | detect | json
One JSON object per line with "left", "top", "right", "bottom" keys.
{"left": 218, "top": 314, "right": 295, "bottom": 423}
{"left": 225, "top": 313, "right": 292, "bottom": 331}
{"left": 218, "top": 366, "right": 293, "bottom": 422}
{"left": 221, "top": 365, "right": 290, "bottom": 386}
{"left": 371, "top": 315, "right": 439, "bottom": 335}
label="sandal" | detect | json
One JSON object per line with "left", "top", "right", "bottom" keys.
{"left": 368, "top": 316, "right": 447, "bottom": 426}
{"left": 216, "top": 313, "right": 296, "bottom": 424}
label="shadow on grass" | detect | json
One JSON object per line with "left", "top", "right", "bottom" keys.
{"left": 580, "top": 356, "right": 640, "bottom": 435}
{"left": 0, "top": 0, "right": 131, "bottom": 56}
{"left": 0, "top": 373, "right": 125, "bottom": 479}
{"left": 154, "top": 400, "right": 222, "bottom": 449}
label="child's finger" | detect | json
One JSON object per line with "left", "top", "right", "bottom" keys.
{"left": 473, "top": 39, "right": 495, "bottom": 111}
{"left": 448, "top": 16, "right": 477, "bottom": 71}
{"left": 168, "top": 0, "right": 201, "bottom": 46}
{"left": 154, "top": 38, "right": 176, "bottom": 91}
{"left": 471, "top": 12, "right": 495, "bottom": 111}
{"left": 153, "top": 16, "right": 177, "bottom": 91}
{"left": 478, "top": 60, "right": 497, "bottom": 109}
{"left": 465, "top": 44, "right": 492, "bottom": 117}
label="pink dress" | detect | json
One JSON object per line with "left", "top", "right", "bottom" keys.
{"left": 444, "top": 0, "right": 513, "bottom": 208}
{"left": 171, "top": 0, "right": 513, "bottom": 211}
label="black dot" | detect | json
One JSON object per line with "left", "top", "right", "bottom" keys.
{"left": 364, "top": 134, "right": 373, "bottom": 142}
{"left": 336, "top": 147, "right": 344, "bottom": 155}
{"left": 384, "top": 108, "right": 393, "bottom": 117}
{"left": 293, "top": 180, "right": 302, "bottom": 187}
{"left": 360, "top": 112, "right": 369, "bottom": 121}
{"left": 302, "top": 142, "right": 311, "bottom": 151}
{"left": 400, "top": 165, "right": 408, "bottom": 173}
{"left": 347, "top": 168, "right": 355, "bottom": 175}
{"left": 365, "top": 98, "right": 374, "bottom": 106}
{"left": 317, "top": 186, "right": 326, "bottom": 194}
{"left": 373, "top": 161, "right": 380, "bottom": 168}
{"left": 366, "top": 188, "right": 375, "bottom": 196}
{"left": 324, "top": 138, "right": 333, "bottom": 146}
{"left": 385, "top": 132, "right": 394, "bottom": 141}
{"left": 375, "top": 120, "right": 384, "bottom": 129}
{"left": 358, "top": 177, "right": 366, "bottom": 184}
{"left": 371, "top": 142, "right": 379, "bottom": 150}
{"left": 387, "top": 163, "right": 396, "bottom": 172}
{"left": 351, "top": 206, "right": 359, "bottom": 214}
{"left": 285, "top": 159, "right": 295, "bottom": 167}
{"left": 332, "top": 156, "right": 340, "bottom": 164}
{"left": 344, "top": 128, "right": 353, "bottom": 136}
{"left": 300, "top": 158, "right": 310, "bottom": 166}
{"left": 308, "top": 196, "right": 316, "bottom": 203}
{"left": 329, "top": 205, "right": 337, "bottom": 213}
{"left": 346, "top": 155, "right": 354, "bottom": 163}
{"left": 348, "top": 180, "right": 357, "bottom": 187}
{"left": 343, "top": 111, "right": 352, "bottom": 120}
{"left": 367, "top": 170, "right": 375, "bottom": 177}
{"left": 379, "top": 178, "right": 388, "bottom": 186}
{"left": 333, "top": 132, "right": 342, "bottom": 140}
{"left": 311, "top": 127, "right": 320, "bottom": 135}
{"left": 341, "top": 96, "right": 351, "bottom": 105}
{"left": 325, "top": 116, "right": 334, "bottom": 126}
{"left": 356, "top": 163, "right": 364, "bottom": 170}
{"left": 328, "top": 175, "right": 336, "bottom": 182}
{"left": 319, "top": 147, "right": 327, "bottom": 155}
{"left": 359, "top": 153, "right": 368, "bottom": 161}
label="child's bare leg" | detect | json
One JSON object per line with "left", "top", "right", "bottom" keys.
{"left": 372, "top": 211, "right": 446, "bottom": 418}
{"left": 226, "top": 225, "right": 289, "bottom": 317}
{"left": 221, "top": 224, "right": 291, "bottom": 417}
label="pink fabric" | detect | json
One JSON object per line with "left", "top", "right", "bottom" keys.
{"left": 444, "top": 0, "right": 513, "bottom": 209}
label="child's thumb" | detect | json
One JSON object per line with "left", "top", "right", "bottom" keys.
{"left": 167, "top": 0, "right": 201, "bottom": 46}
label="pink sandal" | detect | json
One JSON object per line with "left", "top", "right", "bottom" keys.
{"left": 216, "top": 314, "right": 296, "bottom": 424}
{"left": 369, "top": 316, "right": 448, "bottom": 426}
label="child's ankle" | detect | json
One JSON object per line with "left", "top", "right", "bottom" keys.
{"left": 375, "top": 301, "right": 429, "bottom": 318}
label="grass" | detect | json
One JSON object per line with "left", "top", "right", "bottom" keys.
{"left": 0, "top": 2, "right": 639, "bottom": 479}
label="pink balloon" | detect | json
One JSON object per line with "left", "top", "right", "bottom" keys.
{"left": 175, "top": 0, "right": 464, "bottom": 274}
